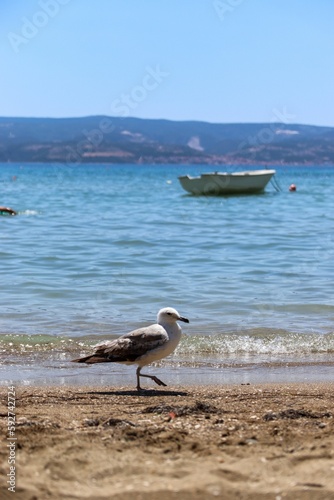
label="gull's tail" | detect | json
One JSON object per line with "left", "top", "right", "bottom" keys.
{"left": 71, "top": 354, "right": 109, "bottom": 364}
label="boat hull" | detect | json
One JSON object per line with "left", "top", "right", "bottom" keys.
{"left": 178, "top": 169, "right": 276, "bottom": 195}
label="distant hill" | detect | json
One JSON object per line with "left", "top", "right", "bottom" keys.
{"left": 0, "top": 116, "right": 334, "bottom": 165}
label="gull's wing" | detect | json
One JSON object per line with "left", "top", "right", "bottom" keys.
{"left": 92, "top": 324, "right": 168, "bottom": 362}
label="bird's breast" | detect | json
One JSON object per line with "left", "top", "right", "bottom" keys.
{"left": 137, "top": 329, "right": 182, "bottom": 365}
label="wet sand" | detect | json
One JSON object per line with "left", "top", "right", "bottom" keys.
{"left": 1, "top": 383, "right": 334, "bottom": 499}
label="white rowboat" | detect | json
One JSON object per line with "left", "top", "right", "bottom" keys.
{"left": 178, "top": 169, "right": 276, "bottom": 195}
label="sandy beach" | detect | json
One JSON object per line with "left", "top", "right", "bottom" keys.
{"left": 0, "top": 383, "right": 333, "bottom": 499}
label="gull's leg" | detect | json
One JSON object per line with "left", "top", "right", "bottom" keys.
{"left": 136, "top": 367, "right": 167, "bottom": 391}
{"left": 137, "top": 367, "right": 167, "bottom": 388}
{"left": 136, "top": 366, "right": 143, "bottom": 391}
{"left": 140, "top": 373, "right": 167, "bottom": 387}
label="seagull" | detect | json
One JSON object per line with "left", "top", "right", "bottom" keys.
{"left": 72, "top": 307, "right": 189, "bottom": 391}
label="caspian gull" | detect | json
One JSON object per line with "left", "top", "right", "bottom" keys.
{"left": 72, "top": 307, "right": 189, "bottom": 391}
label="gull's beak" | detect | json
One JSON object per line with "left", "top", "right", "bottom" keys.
{"left": 179, "top": 315, "right": 189, "bottom": 324}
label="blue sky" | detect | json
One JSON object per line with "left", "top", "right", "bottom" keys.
{"left": 1, "top": 0, "right": 333, "bottom": 126}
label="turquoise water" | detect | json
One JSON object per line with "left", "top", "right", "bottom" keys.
{"left": 1, "top": 164, "right": 333, "bottom": 385}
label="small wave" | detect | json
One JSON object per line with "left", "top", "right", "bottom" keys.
{"left": 1, "top": 331, "right": 334, "bottom": 358}
{"left": 177, "top": 331, "right": 334, "bottom": 355}
{"left": 19, "top": 210, "right": 39, "bottom": 216}
{"left": 0, "top": 334, "right": 94, "bottom": 356}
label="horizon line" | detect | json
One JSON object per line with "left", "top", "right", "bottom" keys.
{"left": 0, "top": 115, "right": 333, "bottom": 129}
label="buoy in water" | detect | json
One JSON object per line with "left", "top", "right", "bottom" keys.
{"left": 289, "top": 184, "right": 297, "bottom": 192}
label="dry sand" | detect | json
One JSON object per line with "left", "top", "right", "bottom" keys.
{"left": 1, "top": 383, "right": 334, "bottom": 499}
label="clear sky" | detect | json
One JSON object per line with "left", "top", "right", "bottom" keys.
{"left": 1, "top": 0, "right": 333, "bottom": 126}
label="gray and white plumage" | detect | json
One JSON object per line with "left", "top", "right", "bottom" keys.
{"left": 72, "top": 307, "right": 189, "bottom": 391}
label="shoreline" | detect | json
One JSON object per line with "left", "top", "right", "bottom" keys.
{"left": 1, "top": 382, "right": 333, "bottom": 499}
{"left": 1, "top": 358, "right": 334, "bottom": 387}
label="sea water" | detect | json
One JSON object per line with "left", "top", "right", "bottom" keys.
{"left": 0, "top": 164, "right": 333, "bottom": 385}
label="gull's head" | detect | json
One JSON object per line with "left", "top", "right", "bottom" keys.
{"left": 157, "top": 307, "right": 189, "bottom": 325}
